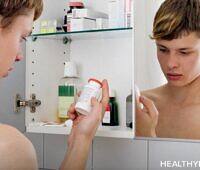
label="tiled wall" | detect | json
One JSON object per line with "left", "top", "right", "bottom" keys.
{"left": 26, "top": 133, "right": 200, "bottom": 170}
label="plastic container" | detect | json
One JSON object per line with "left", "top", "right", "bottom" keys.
{"left": 75, "top": 78, "right": 102, "bottom": 115}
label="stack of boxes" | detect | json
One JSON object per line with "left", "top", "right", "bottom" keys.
{"left": 70, "top": 8, "right": 109, "bottom": 31}
{"left": 69, "top": 0, "right": 133, "bottom": 32}
{"left": 39, "top": 0, "right": 134, "bottom": 34}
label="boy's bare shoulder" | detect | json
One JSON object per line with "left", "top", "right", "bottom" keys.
{"left": 0, "top": 124, "right": 38, "bottom": 170}
{"left": 0, "top": 124, "right": 27, "bottom": 148}
{"left": 0, "top": 124, "right": 20, "bottom": 138}
{"left": 0, "top": 124, "right": 24, "bottom": 137}
{"left": 0, "top": 124, "right": 33, "bottom": 152}
{"left": 141, "top": 85, "right": 167, "bottom": 102}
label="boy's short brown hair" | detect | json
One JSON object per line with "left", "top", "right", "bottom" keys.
{"left": 0, "top": 0, "right": 43, "bottom": 28}
{"left": 152, "top": 0, "right": 200, "bottom": 40}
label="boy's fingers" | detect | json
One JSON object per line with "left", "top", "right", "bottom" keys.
{"left": 68, "top": 103, "right": 76, "bottom": 113}
{"left": 91, "top": 97, "right": 103, "bottom": 119}
{"left": 67, "top": 103, "right": 77, "bottom": 120}
{"left": 140, "top": 96, "right": 158, "bottom": 118}
{"left": 101, "top": 79, "right": 109, "bottom": 110}
{"left": 77, "top": 91, "right": 81, "bottom": 97}
{"left": 68, "top": 112, "right": 76, "bottom": 120}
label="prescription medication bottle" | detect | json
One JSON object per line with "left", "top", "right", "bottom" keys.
{"left": 75, "top": 78, "right": 102, "bottom": 115}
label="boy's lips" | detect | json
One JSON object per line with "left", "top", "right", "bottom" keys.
{"left": 167, "top": 73, "right": 183, "bottom": 81}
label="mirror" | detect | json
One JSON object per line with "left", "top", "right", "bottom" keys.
{"left": 134, "top": 0, "right": 200, "bottom": 141}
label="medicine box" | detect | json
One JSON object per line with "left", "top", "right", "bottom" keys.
{"left": 71, "top": 18, "right": 96, "bottom": 32}
{"left": 108, "top": 0, "right": 125, "bottom": 28}
{"left": 96, "top": 18, "right": 108, "bottom": 29}
{"left": 40, "top": 20, "right": 57, "bottom": 34}
{"left": 125, "top": 0, "right": 133, "bottom": 28}
{"left": 72, "top": 8, "right": 108, "bottom": 19}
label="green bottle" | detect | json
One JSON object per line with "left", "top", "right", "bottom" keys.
{"left": 102, "top": 90, "right": 119, "bottom": 126}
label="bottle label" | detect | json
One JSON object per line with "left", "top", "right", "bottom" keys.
{"left": 58, "top": 96, "right": 74, "bottom": 118}
{"left": 78, "top": 85, "right": 99, "bottom": 103}
{"left": 103, "top": 111, "right": 111, "bottom": 123}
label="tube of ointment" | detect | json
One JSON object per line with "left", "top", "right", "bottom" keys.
{"left": 135, "top": 84, "right": 144, "bottom": 110}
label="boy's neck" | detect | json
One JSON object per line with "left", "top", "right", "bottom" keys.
{"left": 166, "top": 75, "right": 200, "bottom": 105}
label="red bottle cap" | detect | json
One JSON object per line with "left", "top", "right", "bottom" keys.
{"left": 106, "top": 104, "right": 110, "bottom": 111}
{"left": 69, "top": 2, "right": 84, "bottom": 7}
{"left": 88, "top": 78, "right": 103, "bottom": 88}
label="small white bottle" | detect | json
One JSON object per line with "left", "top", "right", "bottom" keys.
{"left": 75, "top": 78, "right": 102, "bottom": 115}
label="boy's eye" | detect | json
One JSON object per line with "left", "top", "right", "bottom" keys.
{"left": 180, "top": 51, "right": 190, "bottom": 55}
{"left": 20, "top": 37, "right": 27, "bottom": 43}
{"left": 22, "top": 37, "right": 27, "bottom": 41}
{"left": 159, "top": 48, "right": 168, "bottom": 53}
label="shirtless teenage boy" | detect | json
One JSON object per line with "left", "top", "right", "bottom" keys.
{"left": 136, "top": 0, "right": 200, "bottom": 140}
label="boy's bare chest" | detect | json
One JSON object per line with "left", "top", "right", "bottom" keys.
{"left": 156, "top": 103, "right": 200, "bottom": 139}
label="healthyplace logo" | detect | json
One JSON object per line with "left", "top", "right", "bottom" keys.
{"left": 160, "top": 161, "right": 200, "bottom": 168}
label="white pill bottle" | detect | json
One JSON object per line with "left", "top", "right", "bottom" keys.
{"left": 75, "top": 78, "right": 102, "bottom": 115}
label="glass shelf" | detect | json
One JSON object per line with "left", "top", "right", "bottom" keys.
{"left": 27, "top": 123, "right": 133, "bottom": 139}
{"left": 30, "top": 27, "right": 133, "bottom": 41}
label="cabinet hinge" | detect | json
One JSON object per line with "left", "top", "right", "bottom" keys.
{"left": 15, "top": 94, "right": 41, "bottom": 113}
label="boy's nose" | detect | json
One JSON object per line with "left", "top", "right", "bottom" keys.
{"left": 167, "top": 54, "right": 179, "bottom": 69}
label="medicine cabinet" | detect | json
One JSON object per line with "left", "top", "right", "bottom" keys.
{"left": 22, "top": 0, "right": 135, "bottom": 139}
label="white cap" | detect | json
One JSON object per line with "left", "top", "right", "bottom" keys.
{"left": 109, "top": 89, "right": 116, "bottom": 98}
{"left": 64, "top": 61, "right": 78, "bottom": 77}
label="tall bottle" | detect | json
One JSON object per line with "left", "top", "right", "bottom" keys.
{"left": 58, "top": 61, "right": 80, "bottom": 122}
{"left": 102, "top": 90, "right": 119, "bottom": 126}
